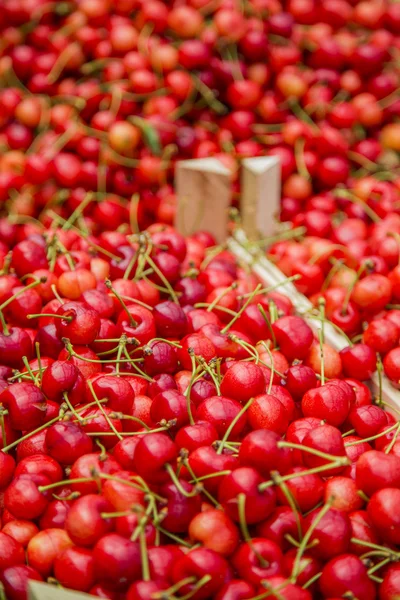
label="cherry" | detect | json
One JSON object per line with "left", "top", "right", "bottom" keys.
{"left": 133, "top": 432, "right": 178, "bottom": 484}
{"left": 219, "top": 467, "right": 276, "bottom": 525}
{"left": 93, "top": 534, "right": 141, "bottom": 590}
{"left": 197, "top": 396, "right": 247, "bottom": 439}
{"left": 320, "top": 553, "right": 376, "bottom": 600}
{"left": 2, "top": 520, "right": 39, "bottom": 548}
{"left": 172, "top": 548, "right": 229, "bottom": 600}
{"left": 4, "top": 474, "right": 51, "bottom": 520}
{"left": 65, "top": 494, "right": 114, "bottom": 547}
{"left": 272, "top": 316, "right": 314, "bottom": 360}
{"left": 239, "top": 430, "right": 292, "bottom": 477}
{"left": 339, "top": 343, "right": 376, "bottom": 380}
{"left": 14, "top": 454, "right": 62, "bottom": 484}
{"left": 26, "top": 528, "right": 74, "bottom": 579}
{"left": 53, "top": 547, "right": 95, "bottom": 593}
{"left": 0, "top": 565, "right": 43, "bottom": 600}
{"left": 175, "top": 420, "right": 218, "bottom": 453}
{"left": 248, "top": 394, "right": 289, "bottom": 435}
{"left": 285, "top": 365, "right": 318, "bottom": 400}
{"left": 304, "top": 507, "right": 351, "bottom": 561}
{"left": 380, "top": 564, "right": 400, "bottom": 600}
{"left": 302, "top": 380, "right": 353, "bottom": 427}
{"left": 301, "top": 424, "right": 347, "bottom": 476}
{"left": 45, "top": 421, "right": 93, "bottom": 465}
{"left": 54, "top": 301, "right": 100, "bottom": 345}
{"left": 127, "top": 580, "right": 170, "bottom": 600}
{"left": 68, "top": 453, "right": 121, "bottom": 496}
{"left": 356, "top": 450, "right": 400, "bottom": 497}
{"left": 41, "top": 360, "right": 85, "bottom": 405}
{"left": 188, "top": 446, "right": 239, "bottom": 493}
{"left": 215, "top": 580, "right": 255, "bottom": 600}
{"left": 232, "top": 538, "right": 283, "bottom": 586}
{"left": 0, "top": 532, "right": 25, "bottom": 571}
{"left": 220, "top": 362, "right": 265, "bottom": 403}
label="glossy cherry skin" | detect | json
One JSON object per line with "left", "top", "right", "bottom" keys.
{"left": 45, "top": 421, "right": 93, "bottom": 465}
{"left": 4, "top": 474, "right": 51, "bottom": 520}
{"left": 368, "top": 488, "right": 400, "bottom": 545}
{"left": 304, "top": 508, "right": 351, "bottom": 561}
{"left": 153, "top": 300, "right": 188, "bottom": 337}
{"left": 220, "top": 362, "right": 265, "bottom": 403}
{"left": 188, "top": 446, "right": 239, "bottom": 493}
{"left": 219, "top": 467, "right": 276, "bottom": 525}
{"left": 127, "top": 580, "right": 170, "bottom": 600}
{"left": 27, "top": 528, "right": 74, "bottom": 579}
{"left": 0, "top": 451, "right": 16, "bottom": 488}
{"left": 257, "top": 506, "right": 302, "bottom": 552}
{"left": 0, "top": 327, "right": 33, "bottom": 368}
{"left": 232, "top": 538, "right": 283, "bottom": 586}
{"left": 55, "top": 301, "right": 100, "bottom": 345}
{"left": 54, "top": 547, "right": 96, "bottom": 593}
{"left": 14, "top": 454, "right": 62, "bottom": 484}
{"left": 87, "top": 375, "right": 134, "bottom": 415}
{"left": 215, "top": 579, "right": 255, "bottom": 600}
{"left": 301, "top": 380, "right": 353, "bottom": 427}
{"left": 2, "top": 520, "right": 39, "bottom": 548}
{"left": 172, "top": 548, "right": 230, "bottom": 600}
{"left": 175, "top": 421, "right": 219, "bottom": 453}
{"left": 93, "top": 533, "right": 141, "bottom": 590}
{"left": 197, "top": 396, "right": 247, "bottom": 439}
{"left": 151, "top": 388, "right": 193, "bottom": 430}
{"left": 319, "top": 554, "right": 376, "bottom": 600}
{"left": 159, "top": 479, "right": 202, "bottom": 533}
{"left": 133, "top": 432, "right": 178, "bottom": 484}
{"left": 0, "top": 532, "right": 25, "bottom": 571}
{"left": 272, "top": 315, "right": 314, "bottom": 360}
{"left": 239, "top": 430, "right": 291, "bottom": 477}
{"left": 117, "top": 304, "right": 156, "bottom": 345}
{"left": 339, "top": 343, "right": 377, "bottom": 381}
{"left": 356, "top": 450, "right": 400, "bottom": 497}
{"left": 69, "top": 453, "right": 121, "bottom": 496}
{"left": 41, "top": 361, "right": 85, "bottom": 405}
{"left": 189, "top": 508, "right": 240, "bottom": 557}
{"left": 65, "top": 495, "right": 114, "bottom": 547}
{"left": 0, "top": 565, "right": 43, "bottom": 600}
{"left": 380, "top": 564, "right": 400, "bottom": 600}
{"left": 301, "top": 424, "right": 347, "bottom": 476}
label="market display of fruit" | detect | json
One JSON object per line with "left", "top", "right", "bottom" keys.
{"left": 2, "top": 0, "right": 400, "bottom": 599}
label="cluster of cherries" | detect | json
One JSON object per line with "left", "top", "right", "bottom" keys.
{"left": 0, "top": 218, "right": 397, "bottom": 600}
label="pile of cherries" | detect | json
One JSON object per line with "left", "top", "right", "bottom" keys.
{"left": 1, "top": 0, "right": 400, "bottom": 230}
{"left": 0, "top": 219, "right": 397, "bottom": 600}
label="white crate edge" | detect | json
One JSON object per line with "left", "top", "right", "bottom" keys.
{"left": 228, "top": 230, "right": 400, "bottom": 416}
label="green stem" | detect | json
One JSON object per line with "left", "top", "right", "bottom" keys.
{"left": 217, "top": 397, "right": 255, "bottom": 454}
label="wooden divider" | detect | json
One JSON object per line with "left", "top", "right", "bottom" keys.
{"left": 29, "top": 582, "right": 92, "bottom": 600}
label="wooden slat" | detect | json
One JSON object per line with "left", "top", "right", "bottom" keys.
{"left": 29, "top": 582, "right": 92, "bottom": 600}
{"left": 175, "top": 158, "right": 232, "bottom": 244}
{"left": 240, "top": 156, "right": 281, "bottom": 241}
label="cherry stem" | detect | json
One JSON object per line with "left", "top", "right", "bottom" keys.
{"left": 139, "top": 528, "right": 150, "bottom": 582}
{"left": 207, "top": 283, "right": 237, "bottom": 313}
{"left": 185, "top": 355, "right": 200, "bottom": 426}
{"left": 28, "top": 313, "right": 73, "bottom": 321}
{"left": 294, "top": 137, "right": 310, "bottom": 180}
{"left": 259, "top": 460, "right": 348, "bottom": 492}
{"left": 152, "top": 578, "right": 197, "bottom": 599}
{"left": 278, "top": 440, "right": 348, "bottom": 464}
{"left": 87, "top": 380, "right": 123, "bottom": 441}
{"left": 302, "top": 572, "right": 322, "bottom": 590}
{"left": 385, "top": 422, "right": 400, "bottom": 454}
{"left": 345, "top": 420, "right": 399, "bottom": 446}
{"left": 258, "top": 304, "right": 277, "bottom": 347}
{"left": 0, "top": 278, "right": 46, "bottom": 312}
{"left": 105, "top": 280, "right": 138, "bottom": 328}
{"left": 145, "top": 255, "right": 179, "bottom": 304}
{"left": 165, "top": 464, "right": 200, "bottom": 498}
{"left": 217, "top": 397, "right": 255, "bottom": 455}
{"left": 183, "top": 458, "right": 219, "bottom": 507}
{"left": 333, "top": 189, "right": 380, "bottom": 223}
{"left": 221, "top": 283, "right": 262, "bottom": 334}
{"left": 180, "top": 575, "right": 212, "bottom": 600}
{"left": 0, "top": 310, "right": 9, "bottom": 336}
{"left": 291, "top": 500, "right": 332, "bottom": 580}
{"left": 270, "top": 471, "right": 303, "bottom": 542}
